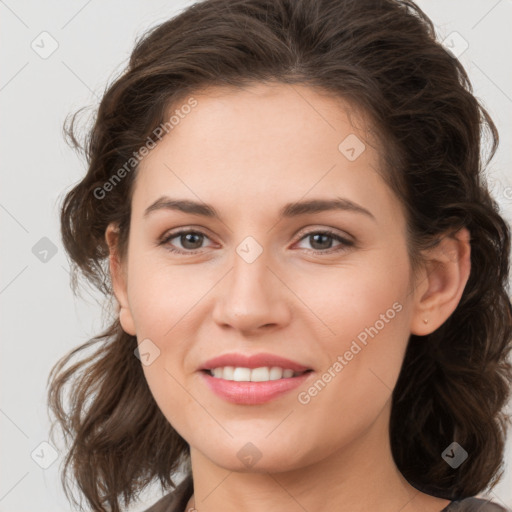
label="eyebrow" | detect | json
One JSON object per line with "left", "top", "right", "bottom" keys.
{"left": 143, "top": 196, "right": 375, "bottom": 221}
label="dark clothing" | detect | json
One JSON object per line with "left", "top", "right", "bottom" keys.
{"left": 142, "top": 475, "right": 510, "bottom": 512}
{"left": 143, "top": 475, "right": 193, "bottom": 512}
{"left": 442, "top": 498, "right": 510, "bottom": 511}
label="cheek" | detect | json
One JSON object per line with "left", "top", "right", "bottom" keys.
{"left": 127, "top": 260, "right": 213, "bottom": 423}
{"left": 127, "top": 257, "right": 203, "bottom": 339}
{"left": 288, "top": 248, "right": 410, "bottom": 345}
{"left": 290, "top": 248, "right": 412, "bottom": 406}
{"left": 291, "top": 281, "right": 411, "bottom": 460}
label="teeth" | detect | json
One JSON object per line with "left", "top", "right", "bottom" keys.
{"left": 209, "top": 366, "right": 303, "bottom": 381}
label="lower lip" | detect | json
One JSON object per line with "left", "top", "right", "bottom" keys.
{"left": 200, "top": 371, "right": 313, "bottom": 405}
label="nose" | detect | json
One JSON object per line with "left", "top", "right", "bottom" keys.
{"left": 211, "top": 249, "right": 292, "bottom": 334}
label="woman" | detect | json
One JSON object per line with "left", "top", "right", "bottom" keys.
{"left": 48, "top": 0, "right": 512, "bottom": 511}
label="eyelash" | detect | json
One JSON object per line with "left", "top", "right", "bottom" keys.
{"left": 158, "top": 228, "right": 354, "bottom": 255}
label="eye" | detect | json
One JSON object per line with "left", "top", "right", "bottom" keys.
{"left": 159, "top": 229, "right": 214, "bottom": 254}
{"left": 294, "top": 229, "right": 354, "bottom": 254}
{"left": 158, "top": 228, "right": 354, "bottom": 255}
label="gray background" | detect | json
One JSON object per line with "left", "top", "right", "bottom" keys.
{"left": 1, "top": 0, "right": 511, "bottom": 510}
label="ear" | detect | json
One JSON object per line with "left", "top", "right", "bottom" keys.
{"left": 410, "top": 227, "right": 471, "bottom": 335}
{"left": 105, "top": 223, "right": 136, "bottom": 336}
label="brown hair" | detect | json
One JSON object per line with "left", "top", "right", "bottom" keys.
{"left": 48, "top": 0, "right": 512, "bottom": 510}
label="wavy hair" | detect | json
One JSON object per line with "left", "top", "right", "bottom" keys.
{"left": 47, "top": 0, "right": 512, "bottom": 510}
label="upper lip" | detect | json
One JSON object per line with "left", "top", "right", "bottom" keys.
{"left": 199, "top": 352, "right": 312, "bottom": 372}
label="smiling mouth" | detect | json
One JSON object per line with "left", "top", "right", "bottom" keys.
{"left": 202, "top": 366, "right": 314, "bottom": 382}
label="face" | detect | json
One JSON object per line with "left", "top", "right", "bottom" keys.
{"left": 111, "top": 82, "right": 421, "bottom": 472}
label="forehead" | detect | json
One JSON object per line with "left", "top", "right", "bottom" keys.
{"left": 131, "top": 82, "right": 399, "bottom": 225}
{"left": 155, "top": 81, "right": 375, "bottom": 159}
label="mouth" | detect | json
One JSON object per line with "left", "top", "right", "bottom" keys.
{"left": 199, "top": 367, "right": 315, "bottom": 405}
{"left": 201, "top": 367, "right": 314, "bottom": 382}
{"left": 199, "top": 352, "right": 313, "bottom": 374}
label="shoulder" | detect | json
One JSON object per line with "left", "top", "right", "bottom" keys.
{"left": 141, "top": 474, "right": 194, "bottom": 512}
{"left": 445, "top": 497, "right": 511, "bottom": 511}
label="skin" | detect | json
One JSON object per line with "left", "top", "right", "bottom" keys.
{"left": 106, "top": 82, "right": 471, "bottom": 512}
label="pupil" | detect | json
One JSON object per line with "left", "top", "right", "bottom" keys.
{"left": 311, "top": 233, "right": 331, "bottom": 250}
{"left": 182, "top": 233, "right": 203, "bottom": 249}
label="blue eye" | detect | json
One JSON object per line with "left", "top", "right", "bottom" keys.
{"left": 159, "top": 229, "right": 353, "bottom": 255}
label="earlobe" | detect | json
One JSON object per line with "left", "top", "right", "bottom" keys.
{"left": 105, "top": 223, "right": 136, "bottom": 336}
{"left": 410, "top": 228, "right": 471, "bottom": 336}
